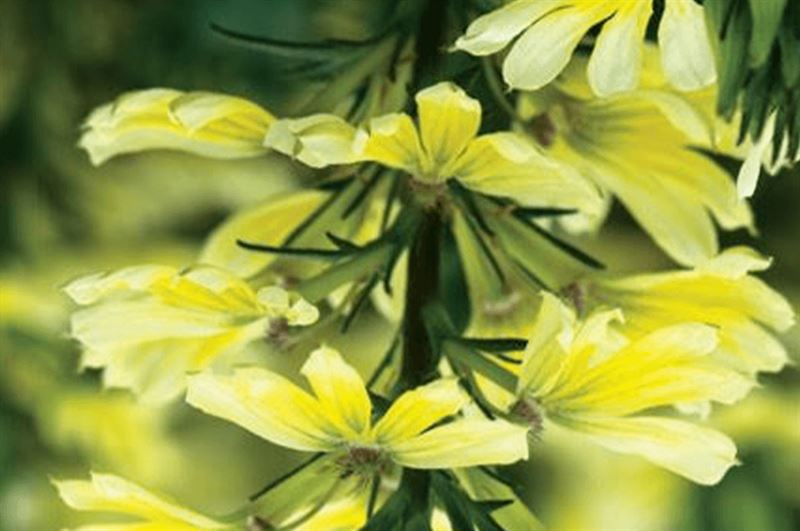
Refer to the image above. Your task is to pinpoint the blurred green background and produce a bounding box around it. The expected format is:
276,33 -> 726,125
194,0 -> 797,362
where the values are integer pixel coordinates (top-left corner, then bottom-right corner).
0,1 -> 797,530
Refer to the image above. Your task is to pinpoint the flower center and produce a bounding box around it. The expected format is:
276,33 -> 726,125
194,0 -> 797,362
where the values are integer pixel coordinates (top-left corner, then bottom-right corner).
336,445 -> 390,478
510,397 -> 544,437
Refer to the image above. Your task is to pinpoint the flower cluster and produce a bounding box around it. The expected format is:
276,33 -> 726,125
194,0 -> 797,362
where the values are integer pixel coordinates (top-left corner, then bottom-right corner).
53,1 -> 796,529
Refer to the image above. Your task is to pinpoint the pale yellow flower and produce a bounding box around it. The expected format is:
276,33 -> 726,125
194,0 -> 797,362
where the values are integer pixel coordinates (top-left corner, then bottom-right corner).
517,56 -> 752,265
510,293 -> 753,485
186,345 -> 529,471
66,264 -> 318,403
588,246 -> 796,375
53,472 -> 227,530
80,88 -> 274,165
265,82 -> 603,214
456,0 -> 716,95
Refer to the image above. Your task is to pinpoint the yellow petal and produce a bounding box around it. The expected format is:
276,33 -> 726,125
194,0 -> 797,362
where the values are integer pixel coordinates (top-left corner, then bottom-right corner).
264,114 -> 359,168
79,89 -> 273,165
591,152 -> 718,265
355,113 -> 426,175
186,368 -> 339,452
64,265 -> 175,305
658,0 -> 717,91
389,419 -> 529,469
451,132 -> 601,212
53,472 -> 225,529
372,379 -> 468,444
300,346 -> 372,438
518,293 -> 575,394
503,5 -> 607,90
587,1 -> 651,96
69,265 -> 273,403
550,323 -> 753,416
558,415 -> 737,485
454,0 -> 558,56
200,189 -> 329,278
416,82 -> 481,170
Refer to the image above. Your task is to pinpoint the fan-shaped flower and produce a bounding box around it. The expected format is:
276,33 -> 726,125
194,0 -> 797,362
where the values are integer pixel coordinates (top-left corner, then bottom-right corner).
266,82 -> 603,214
186,345 -> 529,472
456,0 -> 716,95
65,264 -> 318,403
53,473 -> 227,530
80,88 -> 275,165
585,246 -> 795,375
507,293 -> 753,485
517,56 -> 752,265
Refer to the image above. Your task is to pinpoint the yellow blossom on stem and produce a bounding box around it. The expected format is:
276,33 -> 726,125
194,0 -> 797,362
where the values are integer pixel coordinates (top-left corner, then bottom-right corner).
186,345 -> 529,471
66,264 -> 318,403
80,88 -> 275,165
456,0 -> 716,95
53,473 -> 228,530
509,293 -> 754,485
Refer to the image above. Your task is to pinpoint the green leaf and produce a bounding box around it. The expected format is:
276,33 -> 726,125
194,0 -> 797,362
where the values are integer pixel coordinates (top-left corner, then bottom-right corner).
747,0 -> 787,67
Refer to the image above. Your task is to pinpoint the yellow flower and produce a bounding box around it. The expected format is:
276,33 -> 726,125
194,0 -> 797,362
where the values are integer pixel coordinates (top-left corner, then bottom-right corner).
80,88 -> 274,165
186,345 -> 529,471
587,246 -> 796,375
517,56 -> 752,265
53,472 -> 227,530
456,0 -> 716,95
265,82 -> 602,213
511,293 -> 753,485
66,264 -> 318,403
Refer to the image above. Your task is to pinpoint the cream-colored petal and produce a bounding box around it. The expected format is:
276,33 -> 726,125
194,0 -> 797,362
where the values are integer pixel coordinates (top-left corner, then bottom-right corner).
300,346 -> 372,438
200,189 -> 329,278
64,265 -> 175,305
389,419 -> 529,469
736,126 -> 772,198
591,153 -> 718,265
286,296 -> 320,326
373,379 -> 468,444
415,82 -> 482,171
452,132 -> 602,212
558,415 -> 737,485
264,114 -> 360,168
658,0 -> 717,91
454,0 -> 561,56
503,5 -> 607,90
698,246 -> 772,278
518,293 -> 574,394
53,473 -> 225,528
186,368 -> 339,452
587,1 -> 651,96
80,89 -> 273,165
354,113 -> 426,175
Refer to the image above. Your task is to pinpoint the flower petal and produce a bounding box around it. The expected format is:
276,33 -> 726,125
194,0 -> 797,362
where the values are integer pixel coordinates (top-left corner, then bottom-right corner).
587,1 -> 651,96
557,415 -> 737,485
373,379 -> 468,444
416,82 -> 481,171
658,0 -> 717,91
354,113 -> 426,175
79,89 -> 274,165
200,189 -> 329,278
186,368 -> 339,452
454,0 -> 559,56
389,419 -> 529,469
300,346 -> 372,438
53,472 -> 225,528
64,265 -> 175,305
452,132 -> 602,212
264,114 -> 359,168
503,5 -> 607,90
